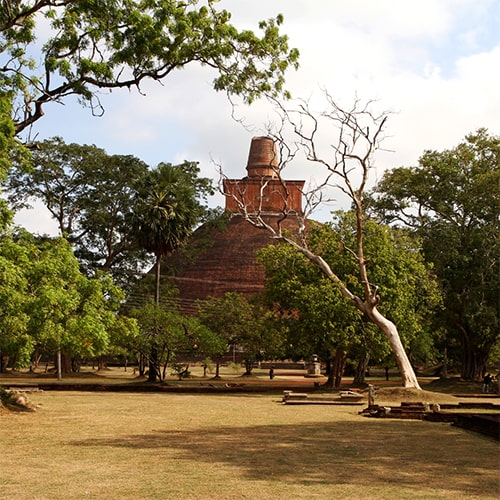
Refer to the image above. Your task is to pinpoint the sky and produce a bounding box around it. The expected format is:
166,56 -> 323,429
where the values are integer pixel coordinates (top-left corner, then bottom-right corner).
14,0 -> 500,233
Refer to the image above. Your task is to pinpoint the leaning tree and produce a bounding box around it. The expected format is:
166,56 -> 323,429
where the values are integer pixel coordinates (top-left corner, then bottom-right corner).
222,94 -> 423,388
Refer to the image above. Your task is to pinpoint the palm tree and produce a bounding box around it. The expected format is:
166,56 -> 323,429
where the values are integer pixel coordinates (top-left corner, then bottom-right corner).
132,162 -> 212,381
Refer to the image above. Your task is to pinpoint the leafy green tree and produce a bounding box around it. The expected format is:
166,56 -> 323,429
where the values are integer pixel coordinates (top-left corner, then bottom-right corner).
0,232 -> 31,371
27,237 -> 134,377
371,129 -> 499,380
1,0 -> 299,135
132,161 -> 213,381
128,300 -> 216,381
129,301 -> 187,381
237,302 -> 287,376
0,231 -> 136,377
197,292 -> 286,376
7,137 -> 151,287
258,214 -> 440,386
196,295 -> 234,379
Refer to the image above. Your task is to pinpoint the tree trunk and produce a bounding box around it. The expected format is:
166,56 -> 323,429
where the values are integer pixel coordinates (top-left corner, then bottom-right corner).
460,341 -> 490,381
59,352 -> 72,375
97,356 -> 106,370
57,349 -> 62,380
155,255 -> 161,305
138,355 -> 146,376
213,360 -> 221,379
332,348 -> 347,388
367,307 -> 421,389
148,345 -> 159,382
353,352 -> 370,386
243,359 -> 253,376
148,256 -> 161,382
323,358 -> 334,388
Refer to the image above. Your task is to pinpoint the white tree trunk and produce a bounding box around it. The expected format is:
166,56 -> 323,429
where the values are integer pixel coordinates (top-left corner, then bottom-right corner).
367,306 -> 421,389
286,238 -> 422,389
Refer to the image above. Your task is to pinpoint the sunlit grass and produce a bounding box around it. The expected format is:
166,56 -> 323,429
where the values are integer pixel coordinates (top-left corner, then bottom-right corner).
1,388 -> 498,499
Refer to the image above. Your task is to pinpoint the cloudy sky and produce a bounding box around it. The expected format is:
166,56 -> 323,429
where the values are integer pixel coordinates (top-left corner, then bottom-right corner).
15,0 -> 500,233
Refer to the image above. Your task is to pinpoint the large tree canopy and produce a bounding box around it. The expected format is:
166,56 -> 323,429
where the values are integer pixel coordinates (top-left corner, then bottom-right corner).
7,138 -> 216,290
7,137 -> 152,287
1,0 -> 299,135
0,230 -> 137,374
372,129 -> 500,380
258,213 -> 441,386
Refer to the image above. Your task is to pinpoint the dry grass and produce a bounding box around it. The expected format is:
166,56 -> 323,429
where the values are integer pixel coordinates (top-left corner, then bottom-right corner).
1,386 -> 499,500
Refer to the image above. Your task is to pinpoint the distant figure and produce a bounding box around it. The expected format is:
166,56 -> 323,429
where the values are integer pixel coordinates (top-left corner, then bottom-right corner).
482,373 -> 492,393
269,367 -> 275,380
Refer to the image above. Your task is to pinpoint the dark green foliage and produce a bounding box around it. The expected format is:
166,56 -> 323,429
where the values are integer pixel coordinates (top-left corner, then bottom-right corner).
8,137 -> 151,288
197,292 -> 287,376
257,213 -> 441,382
372,129 -> 500,379
0,231 -> 138,372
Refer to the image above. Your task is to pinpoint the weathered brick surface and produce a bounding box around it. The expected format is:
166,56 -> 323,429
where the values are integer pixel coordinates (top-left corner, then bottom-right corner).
161,215 -> 301,314
150,136 -> 308,314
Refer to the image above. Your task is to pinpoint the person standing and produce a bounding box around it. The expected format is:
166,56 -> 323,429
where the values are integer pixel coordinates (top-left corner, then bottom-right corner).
482,373 -> 492,393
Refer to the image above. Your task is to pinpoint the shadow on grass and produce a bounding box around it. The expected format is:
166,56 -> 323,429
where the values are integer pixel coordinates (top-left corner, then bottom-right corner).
71,419 -> 499,496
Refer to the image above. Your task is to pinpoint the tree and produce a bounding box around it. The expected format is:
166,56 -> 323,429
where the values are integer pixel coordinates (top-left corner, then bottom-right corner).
197,292 -> 286,376
0,93 -> 28,230
258,213 -> 441,387
238,302 -> 287,376
197,297 -> 240,379
129,301 -> 186,381
0,232 -> 31,371
7,137 -> 151,288
224,95 -> 424,388
132,161 -> 213,381
0,231 -> 136,377
1,0 -> 299,135
371,129 -> 500,380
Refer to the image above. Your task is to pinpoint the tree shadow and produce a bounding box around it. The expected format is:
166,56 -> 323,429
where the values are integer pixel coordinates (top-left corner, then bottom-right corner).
70,419 -> 499,495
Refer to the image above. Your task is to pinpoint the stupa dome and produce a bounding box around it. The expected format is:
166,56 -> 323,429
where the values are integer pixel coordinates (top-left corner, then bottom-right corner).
137,136 -> 307,314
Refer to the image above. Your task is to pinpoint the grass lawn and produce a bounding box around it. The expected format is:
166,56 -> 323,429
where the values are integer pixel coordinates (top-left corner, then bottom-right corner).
1,379 -> 499,500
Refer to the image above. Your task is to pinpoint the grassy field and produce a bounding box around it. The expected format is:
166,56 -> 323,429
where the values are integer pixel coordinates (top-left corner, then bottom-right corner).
1,376 -> 499,500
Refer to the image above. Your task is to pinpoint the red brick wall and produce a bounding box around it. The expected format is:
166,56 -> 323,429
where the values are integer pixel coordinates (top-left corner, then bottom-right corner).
223,178 -> 304,214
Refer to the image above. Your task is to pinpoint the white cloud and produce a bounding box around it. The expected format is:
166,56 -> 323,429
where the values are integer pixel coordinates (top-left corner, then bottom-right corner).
18,0 -> 500,231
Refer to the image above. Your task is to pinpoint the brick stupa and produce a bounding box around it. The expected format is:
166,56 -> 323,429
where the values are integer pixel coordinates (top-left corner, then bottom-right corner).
142,136 -> 305,314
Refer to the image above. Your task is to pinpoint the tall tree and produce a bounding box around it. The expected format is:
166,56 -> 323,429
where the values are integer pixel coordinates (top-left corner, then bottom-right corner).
224,95 -> 423,388
1,0 -> 299,135
258,213 -> 440,387
129,300 -> 186,381
0,231 -> 31,371
133,161 -> 213,381
371,129 -> 500,380
7,137 -> 151,287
